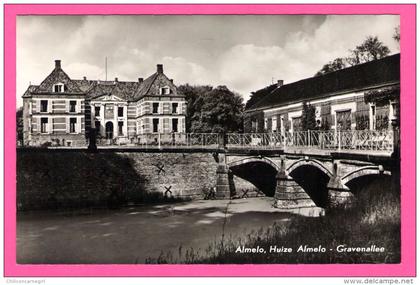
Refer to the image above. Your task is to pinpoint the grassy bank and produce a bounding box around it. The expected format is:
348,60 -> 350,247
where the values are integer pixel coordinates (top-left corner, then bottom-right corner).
146,178 -> 400,264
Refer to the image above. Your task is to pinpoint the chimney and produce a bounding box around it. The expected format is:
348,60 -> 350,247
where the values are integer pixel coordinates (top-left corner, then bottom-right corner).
277,80 -> 284,88
157,64 -> 163,74
83,76 -> 87,80
115,77 -> 118,82
170,79 -> 174,83
55,60 -> 61,69
138,77 -> 143,83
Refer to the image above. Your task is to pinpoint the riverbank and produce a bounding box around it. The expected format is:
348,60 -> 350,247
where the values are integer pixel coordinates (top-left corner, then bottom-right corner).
146,179 -> 400,264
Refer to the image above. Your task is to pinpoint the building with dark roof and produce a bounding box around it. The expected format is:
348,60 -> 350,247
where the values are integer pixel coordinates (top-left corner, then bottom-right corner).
244,54 -> 400,134
22,60 -> 186,147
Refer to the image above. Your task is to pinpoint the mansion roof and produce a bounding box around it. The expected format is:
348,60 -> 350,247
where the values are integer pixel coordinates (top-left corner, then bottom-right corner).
22,61 -> 183,101
247,53 -> 400,111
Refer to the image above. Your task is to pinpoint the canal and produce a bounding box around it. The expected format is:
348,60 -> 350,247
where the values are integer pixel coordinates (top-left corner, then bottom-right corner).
17,197 -> 324,264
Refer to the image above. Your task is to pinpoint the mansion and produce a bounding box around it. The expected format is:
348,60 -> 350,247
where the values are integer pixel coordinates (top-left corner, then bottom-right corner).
244,54 -> 400,135
22,60 -> 186,147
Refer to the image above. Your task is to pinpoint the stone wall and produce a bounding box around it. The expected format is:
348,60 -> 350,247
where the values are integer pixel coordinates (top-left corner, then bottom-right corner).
17,149 -> 271,210
17,149 -> 222,211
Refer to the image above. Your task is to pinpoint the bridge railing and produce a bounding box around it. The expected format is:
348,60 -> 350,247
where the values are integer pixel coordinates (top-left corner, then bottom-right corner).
225,130 -> 394,152
136,133 -> 221,148
226,133 -> 284,149
94,130 -> 393,152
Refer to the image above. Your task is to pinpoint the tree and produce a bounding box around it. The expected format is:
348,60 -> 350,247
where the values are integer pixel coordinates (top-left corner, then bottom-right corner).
178,84 -> 213,132
16,107 -> 23,145
190,85 -> 244,133
315,58 -> 347,76
351,36 -> 390,64
301,101 -> 316,131
393,25 -> 400,43
315,35 -> 391,75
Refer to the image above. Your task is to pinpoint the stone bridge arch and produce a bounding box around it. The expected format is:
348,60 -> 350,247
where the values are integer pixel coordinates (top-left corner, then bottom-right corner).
217,152 -> 396,209
286,158 -> 333,178
341,165 -> 391,186
278,158 -> 334,208
227,156 -> 282,172
226,156 -> 282,197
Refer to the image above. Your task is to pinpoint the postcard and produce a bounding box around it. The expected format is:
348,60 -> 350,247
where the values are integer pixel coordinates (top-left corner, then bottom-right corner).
3,3 -> 416,280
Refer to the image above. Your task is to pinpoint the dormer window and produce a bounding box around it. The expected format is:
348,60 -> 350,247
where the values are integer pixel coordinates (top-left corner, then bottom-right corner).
160,87 -> 170,95
53,83 -> 65,93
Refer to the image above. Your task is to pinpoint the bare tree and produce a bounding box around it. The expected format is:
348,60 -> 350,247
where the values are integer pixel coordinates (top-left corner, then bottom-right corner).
393,25 -> 400,43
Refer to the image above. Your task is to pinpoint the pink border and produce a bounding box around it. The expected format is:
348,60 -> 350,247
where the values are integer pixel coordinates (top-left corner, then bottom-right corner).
4,4 -> 416,277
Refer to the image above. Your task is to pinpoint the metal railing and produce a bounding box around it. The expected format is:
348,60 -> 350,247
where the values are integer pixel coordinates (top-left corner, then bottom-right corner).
226,130 -> 394,152
96,133 -> 220,148
226,133 -> 284,149
93,130 -> 394,152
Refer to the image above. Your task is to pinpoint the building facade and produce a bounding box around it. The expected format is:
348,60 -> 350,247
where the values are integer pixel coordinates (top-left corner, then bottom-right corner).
244,54 -> 400,135
22,60 -> 186,147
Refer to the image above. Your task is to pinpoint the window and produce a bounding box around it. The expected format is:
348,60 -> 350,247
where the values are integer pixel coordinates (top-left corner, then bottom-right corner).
280,116 -> 285,135
172,118 -> 179,133
70,118 -> 77,133
118,122 -> 124,136
370,105 -> 377,130
272,116 -> 277,132
105,104 -> 114,119
69,101 -> 77,113
152,103 -> 159,114
336,110 -> 352,131
292,117 -> 302,132
172,103 -> 178,114
40,100 -> 48,113
53,84 -> 63,93
41,118 -> 48,133
251,120 -> 258,133
118,107 -> 124,117
95,106 -> 100,117
153,118 -> 159,133
160,87 -> 170,95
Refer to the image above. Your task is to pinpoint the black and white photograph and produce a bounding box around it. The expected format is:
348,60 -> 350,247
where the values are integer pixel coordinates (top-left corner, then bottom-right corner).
16,14 -> 401,265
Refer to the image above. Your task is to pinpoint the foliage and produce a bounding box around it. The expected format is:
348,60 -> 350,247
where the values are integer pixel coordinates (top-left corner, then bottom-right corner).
364,86 -> 400,105
314,58 -> 347,77
376,114 -> 389,131
393,25 -> 400,43
179,84 -> 244,133
347,36 -> 390,65
355,113 -> 369,130
16,107 -> 24,145
301,101 -> 316,131
178,84 -> 213,132
315,36 -> 391,76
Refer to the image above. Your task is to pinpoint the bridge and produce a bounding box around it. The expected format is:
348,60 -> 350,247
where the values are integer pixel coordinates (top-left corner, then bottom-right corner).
88,129 -> 399,209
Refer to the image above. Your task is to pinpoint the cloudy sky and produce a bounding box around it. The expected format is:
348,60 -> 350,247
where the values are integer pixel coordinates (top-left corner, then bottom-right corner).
17,15 -> 399,106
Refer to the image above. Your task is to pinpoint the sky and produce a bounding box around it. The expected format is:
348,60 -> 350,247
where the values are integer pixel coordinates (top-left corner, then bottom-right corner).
16,15 -> 400,107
